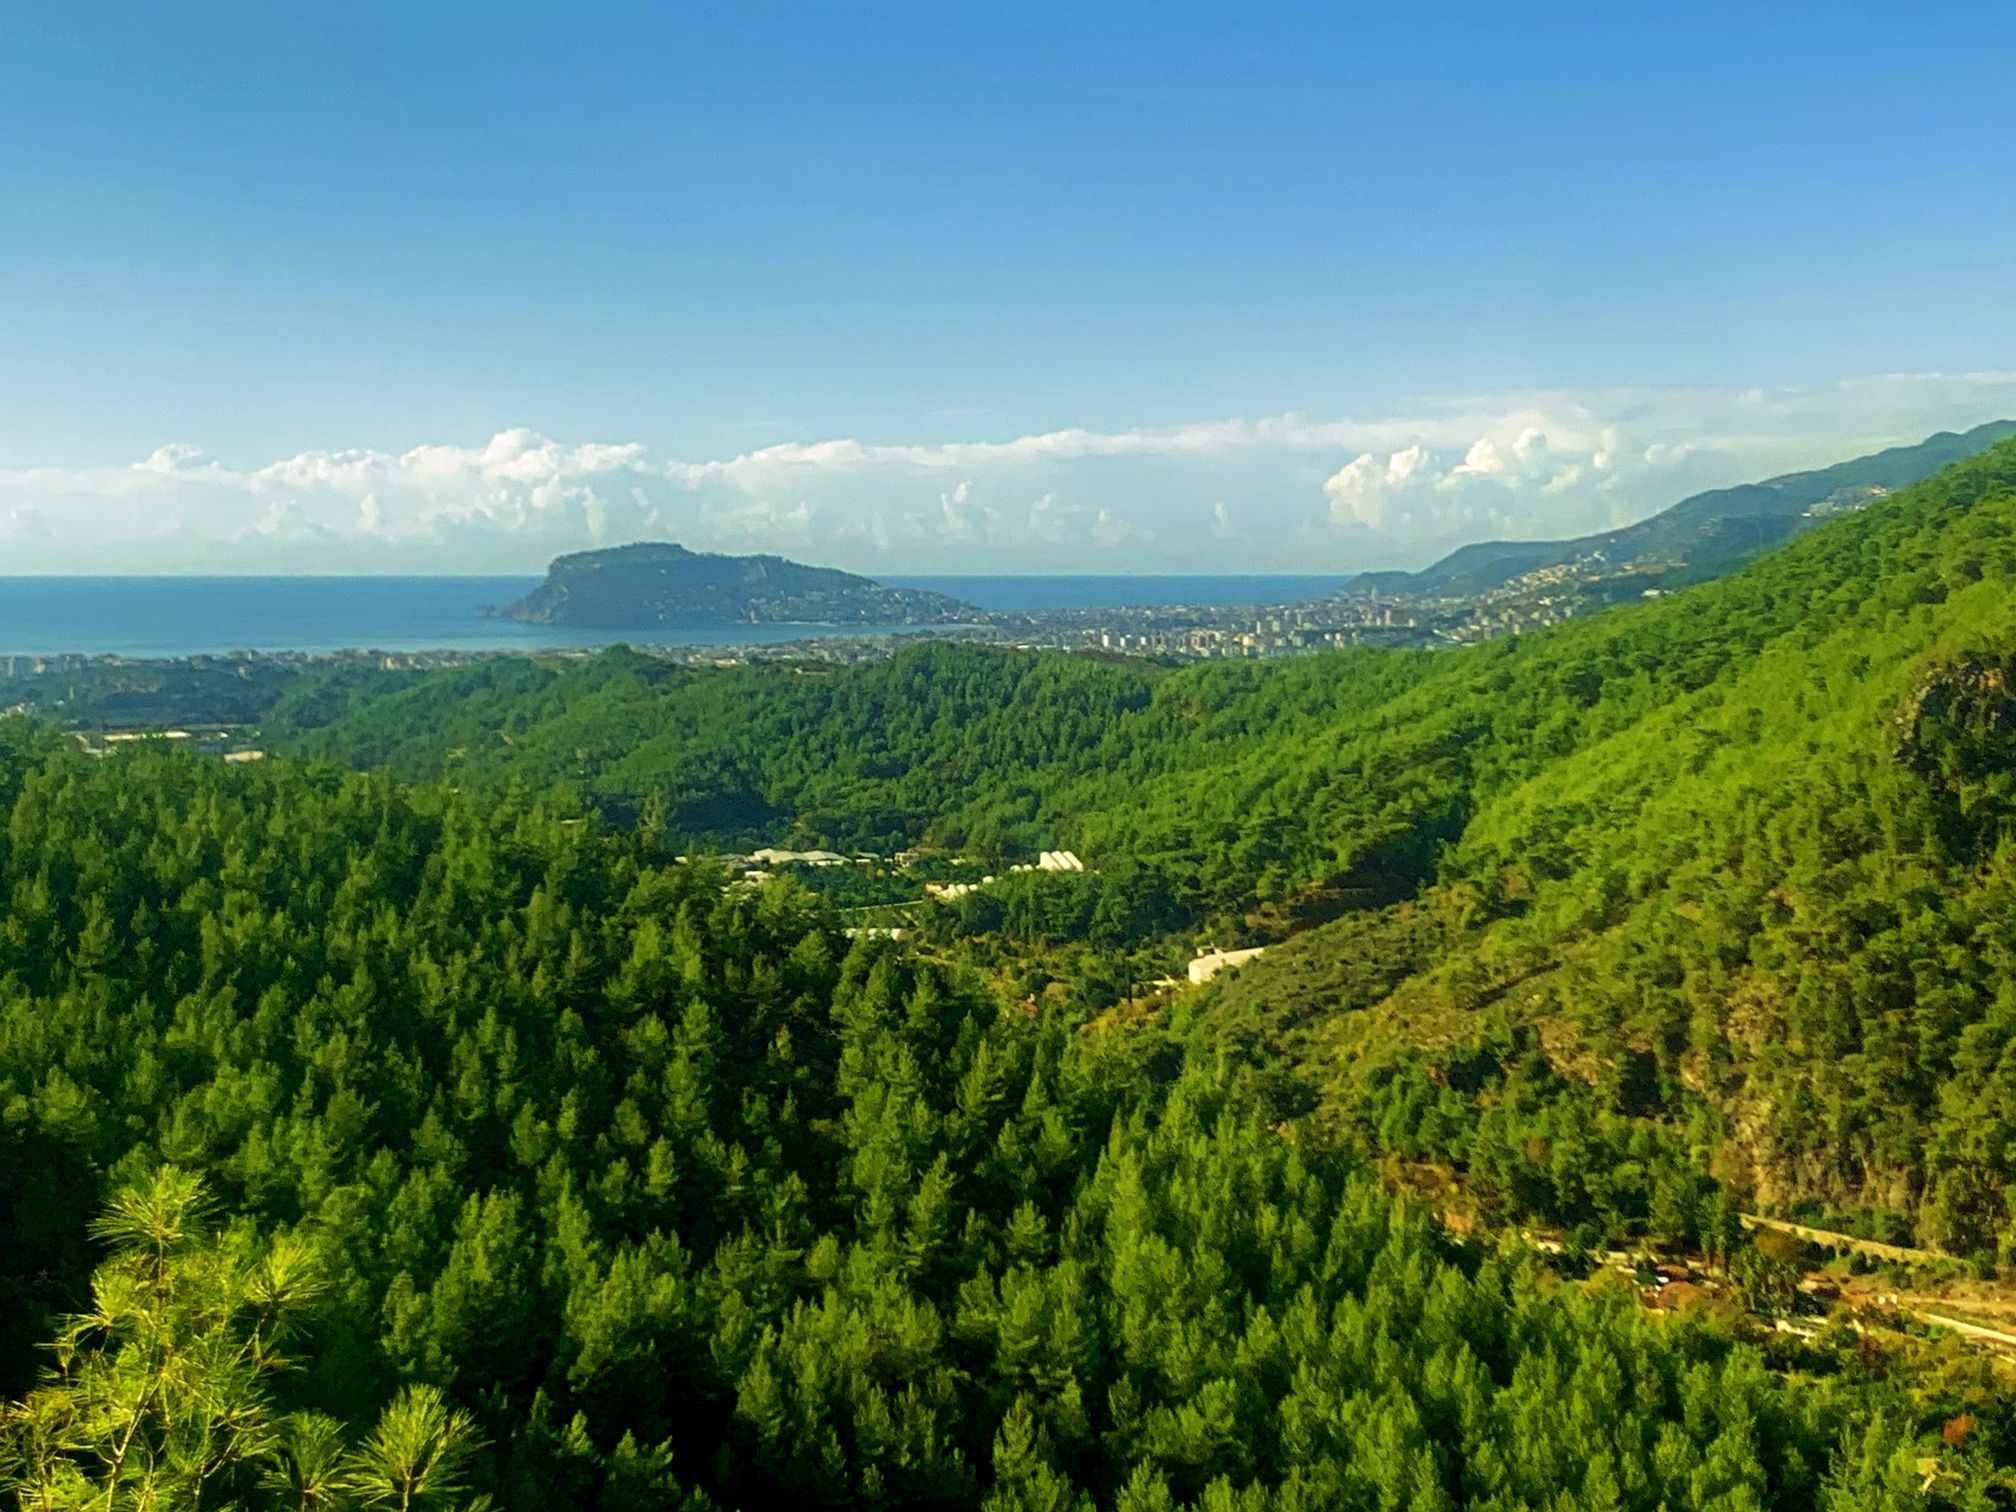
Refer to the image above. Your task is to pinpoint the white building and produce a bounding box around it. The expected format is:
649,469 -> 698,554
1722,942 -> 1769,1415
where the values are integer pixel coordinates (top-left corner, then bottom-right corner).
750,847 -> 849,867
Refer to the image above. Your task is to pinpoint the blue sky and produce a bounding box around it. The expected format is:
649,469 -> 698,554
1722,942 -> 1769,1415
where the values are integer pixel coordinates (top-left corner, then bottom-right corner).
3,2 -> 2013,572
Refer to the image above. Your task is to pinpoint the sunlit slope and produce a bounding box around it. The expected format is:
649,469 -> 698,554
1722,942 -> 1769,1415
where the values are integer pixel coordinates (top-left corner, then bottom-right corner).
1200,436 -> 2016,1250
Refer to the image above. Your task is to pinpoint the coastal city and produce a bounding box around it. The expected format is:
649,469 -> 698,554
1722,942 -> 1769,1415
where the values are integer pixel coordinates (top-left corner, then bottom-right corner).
0,563 -> 1635,732
0,558 -> 1655,743
648,552 -> 1641,664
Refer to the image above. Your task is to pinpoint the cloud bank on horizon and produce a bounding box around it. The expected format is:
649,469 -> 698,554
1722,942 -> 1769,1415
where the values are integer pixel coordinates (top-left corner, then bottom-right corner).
4,374 -> 2013,576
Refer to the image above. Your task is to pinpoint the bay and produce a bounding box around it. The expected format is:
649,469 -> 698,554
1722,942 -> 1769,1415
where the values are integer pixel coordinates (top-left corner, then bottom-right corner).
0,574 -> 1356,657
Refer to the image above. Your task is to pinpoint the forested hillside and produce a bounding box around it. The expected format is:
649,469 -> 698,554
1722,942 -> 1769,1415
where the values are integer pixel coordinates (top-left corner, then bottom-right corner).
267,438 -> 2016,1256
8,732 -> 2005,1508
1193,431 -> 2016,1258
10,441 -> 2016,1507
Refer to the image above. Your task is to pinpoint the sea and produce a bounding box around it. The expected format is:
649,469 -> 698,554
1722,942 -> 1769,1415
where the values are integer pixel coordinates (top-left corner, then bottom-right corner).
0,574 -> 1355,658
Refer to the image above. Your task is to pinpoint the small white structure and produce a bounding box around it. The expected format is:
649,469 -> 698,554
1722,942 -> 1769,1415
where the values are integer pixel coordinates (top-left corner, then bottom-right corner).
750,847 -> 849,867
1037,850 -> 1084,873
1187,946 -> 1266,986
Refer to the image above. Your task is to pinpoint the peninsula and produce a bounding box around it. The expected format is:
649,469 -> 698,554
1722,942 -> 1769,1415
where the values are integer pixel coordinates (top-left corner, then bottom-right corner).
490,542 -> 976,629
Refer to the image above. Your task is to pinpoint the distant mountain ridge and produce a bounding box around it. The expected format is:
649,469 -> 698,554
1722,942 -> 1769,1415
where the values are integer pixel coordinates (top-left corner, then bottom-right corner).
1354,420 -> 2016,599
493,542 -> 977,629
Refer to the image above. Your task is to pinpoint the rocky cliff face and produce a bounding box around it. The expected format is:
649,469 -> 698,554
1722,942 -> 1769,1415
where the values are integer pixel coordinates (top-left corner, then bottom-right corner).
493,543 -> 975,629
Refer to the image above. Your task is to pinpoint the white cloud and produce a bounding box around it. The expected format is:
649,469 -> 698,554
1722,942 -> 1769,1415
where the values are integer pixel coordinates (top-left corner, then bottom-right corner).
1091,509 -> 1135,548
135,443 -> 212,475
3,372 -> 2013,573
1452,436 -> 1507,477
936,480 -> 992,543
1026,490 -> 1144,549
1386,444 -> 1428,484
